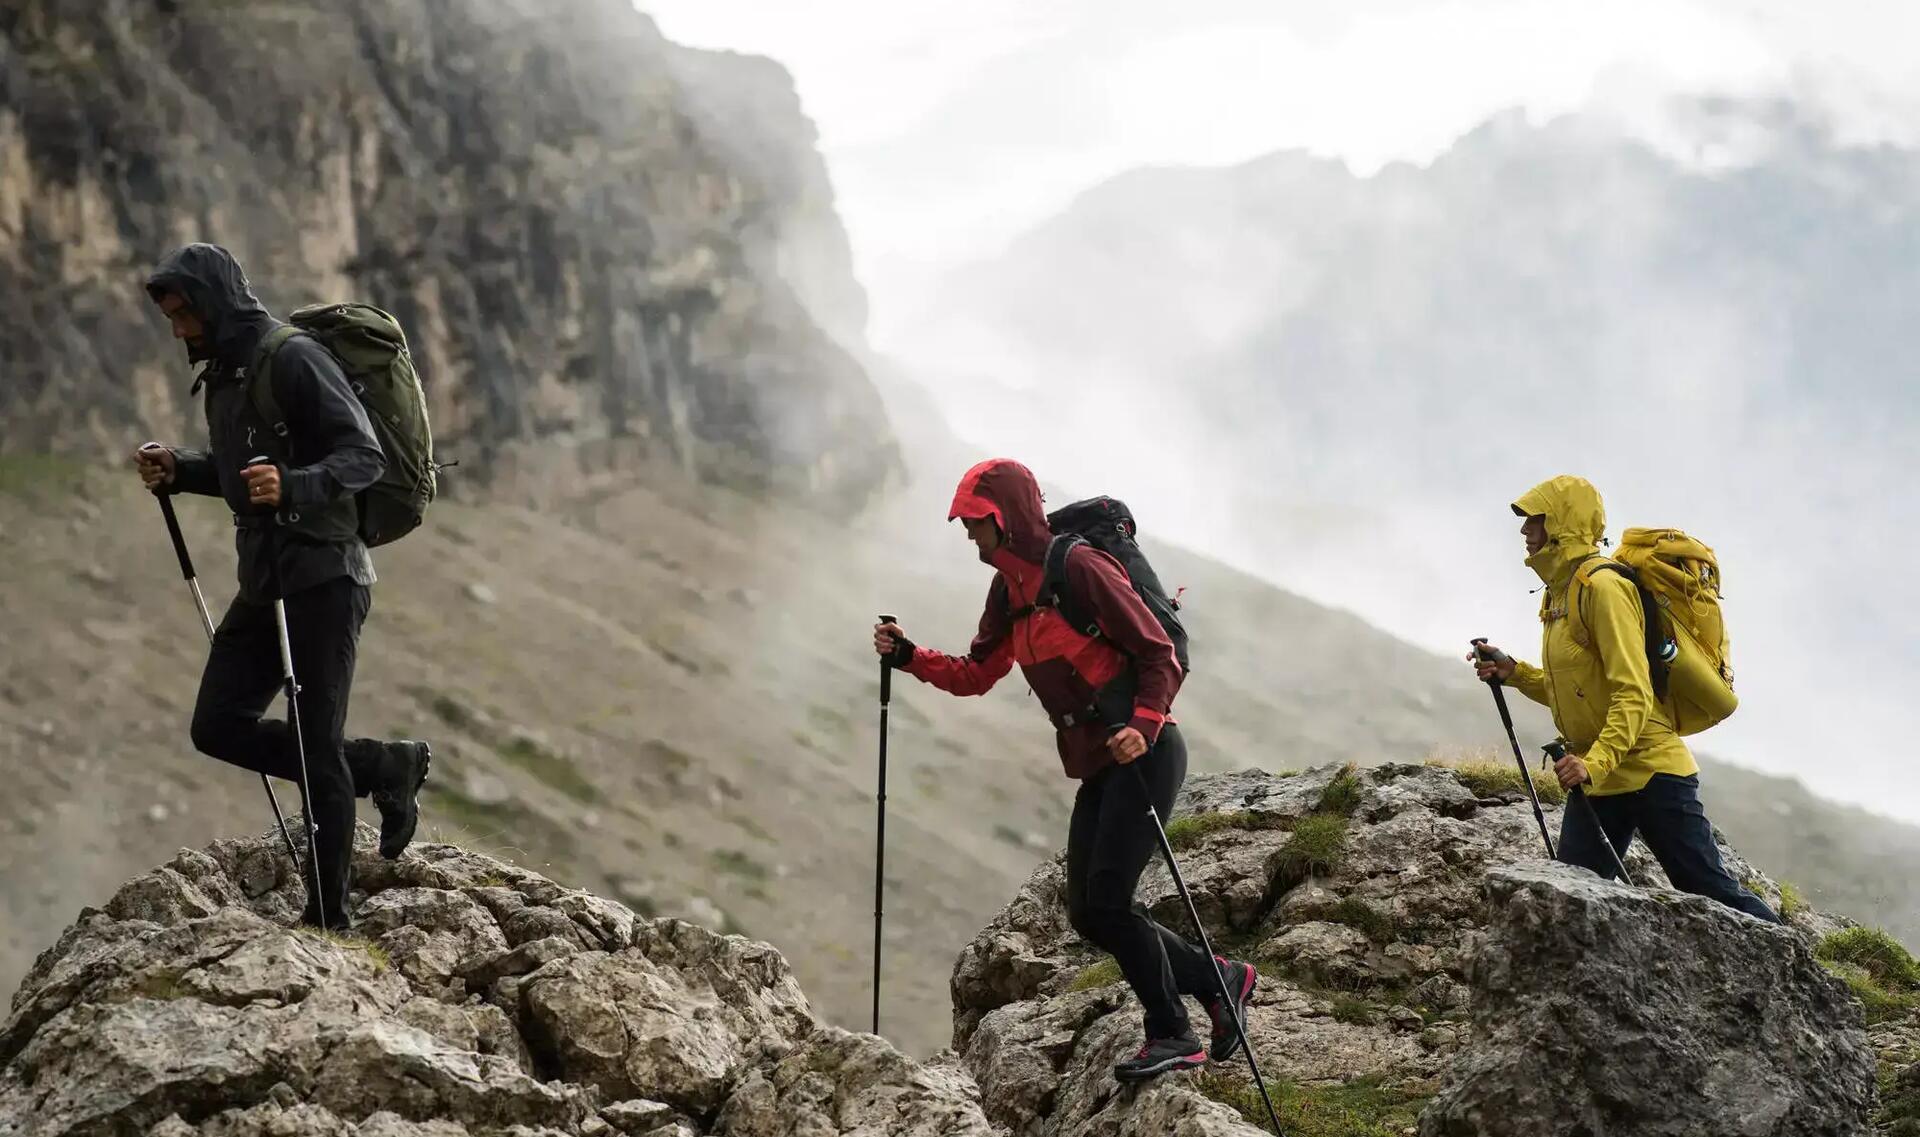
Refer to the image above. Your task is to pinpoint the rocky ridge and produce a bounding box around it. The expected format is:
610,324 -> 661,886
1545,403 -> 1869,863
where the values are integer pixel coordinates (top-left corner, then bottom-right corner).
1,762 -> 1904,1136
949,762 -> 1885,1136
0,823 -> 994,1137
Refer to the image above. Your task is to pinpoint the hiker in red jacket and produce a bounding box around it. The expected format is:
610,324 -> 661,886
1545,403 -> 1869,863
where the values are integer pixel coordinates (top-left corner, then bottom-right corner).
873,459 -> 1256,1083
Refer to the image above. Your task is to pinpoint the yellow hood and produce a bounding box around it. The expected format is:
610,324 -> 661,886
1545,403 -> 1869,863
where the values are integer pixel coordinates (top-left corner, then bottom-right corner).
1514,475 -> 1606,586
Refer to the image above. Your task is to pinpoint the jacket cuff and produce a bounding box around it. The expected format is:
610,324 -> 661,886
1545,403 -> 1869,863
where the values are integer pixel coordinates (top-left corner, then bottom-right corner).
1128,706 -> 1167,745
167,448 -> 220,497
282,464 -> 328,508
887,637 -> 917,670
1583,743 -> 1617,786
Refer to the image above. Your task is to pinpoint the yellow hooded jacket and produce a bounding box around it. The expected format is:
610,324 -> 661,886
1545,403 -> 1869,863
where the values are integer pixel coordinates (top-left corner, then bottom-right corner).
1508,476 -> 1698,795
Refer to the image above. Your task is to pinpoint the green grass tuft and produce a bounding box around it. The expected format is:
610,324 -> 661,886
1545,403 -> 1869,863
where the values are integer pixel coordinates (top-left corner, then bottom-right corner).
307,929 -> 392,972
1315,764 -> 1364,816
1193,1070 -> 1428,1136
1428,757 -> 1567,805
1280,813 -> 1349,879
1328,896 -> 1399,943
1164,810 -> 1286,851
1817,927 -> 1920,990
1068,957 -> 1124,992
1816,927 -> 1920,1025
1828,964 -> 1916,1024
1330,994 -> 1376,1025
1778,880 -> 1807,920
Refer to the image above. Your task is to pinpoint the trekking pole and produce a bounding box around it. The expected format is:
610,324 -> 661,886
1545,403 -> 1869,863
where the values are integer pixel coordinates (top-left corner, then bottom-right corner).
1543,740 -> 1635,886
249,456 -> 329,929
872,613 -> 897,1036
1470,638 -> 1557,859
144,444 -> 299,865
1129,765 -> 1284,1135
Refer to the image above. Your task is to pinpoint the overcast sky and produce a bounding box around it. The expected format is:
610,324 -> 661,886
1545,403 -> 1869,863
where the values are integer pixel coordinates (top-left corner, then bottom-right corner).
645,0 -> 1920,348
640,0 -> 1919,819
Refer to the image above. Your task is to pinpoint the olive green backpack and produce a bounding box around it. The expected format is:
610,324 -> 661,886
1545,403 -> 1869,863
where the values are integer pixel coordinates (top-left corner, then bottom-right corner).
249,303 -> 437,547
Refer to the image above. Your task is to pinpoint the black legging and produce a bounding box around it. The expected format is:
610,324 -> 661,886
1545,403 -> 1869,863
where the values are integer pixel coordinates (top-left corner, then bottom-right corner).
1064,725 -> 1218,1039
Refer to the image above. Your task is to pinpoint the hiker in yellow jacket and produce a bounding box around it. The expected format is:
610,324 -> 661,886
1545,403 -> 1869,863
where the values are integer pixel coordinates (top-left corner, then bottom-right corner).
1472,475 -> 1779,922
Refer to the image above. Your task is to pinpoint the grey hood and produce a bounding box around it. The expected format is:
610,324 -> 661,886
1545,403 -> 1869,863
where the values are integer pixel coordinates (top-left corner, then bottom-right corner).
145,243 -> 273,367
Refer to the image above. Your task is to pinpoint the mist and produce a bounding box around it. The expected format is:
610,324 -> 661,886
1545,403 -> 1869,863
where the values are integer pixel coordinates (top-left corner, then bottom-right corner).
645,1 -> 1920,824
897,115 -> 1918,825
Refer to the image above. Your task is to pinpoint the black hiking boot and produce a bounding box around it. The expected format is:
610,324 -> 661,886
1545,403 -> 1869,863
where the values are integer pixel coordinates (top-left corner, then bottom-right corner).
371,740 -> 432,859
1200,958 -> 1258,1063
1113,1033 -> 1207,1083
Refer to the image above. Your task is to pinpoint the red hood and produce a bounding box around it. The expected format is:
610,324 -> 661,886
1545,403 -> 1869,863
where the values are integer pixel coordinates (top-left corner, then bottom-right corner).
949,458 -> 1051,565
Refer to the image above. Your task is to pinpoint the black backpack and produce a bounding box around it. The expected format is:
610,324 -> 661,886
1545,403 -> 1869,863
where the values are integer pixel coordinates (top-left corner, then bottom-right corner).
1029,496 -> 1191,674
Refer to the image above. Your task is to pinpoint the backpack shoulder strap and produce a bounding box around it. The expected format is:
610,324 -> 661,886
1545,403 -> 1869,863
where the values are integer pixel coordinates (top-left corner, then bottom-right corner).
1041,534 -> 1098,634
1568,556 -> 1623,647
1001,535 -> 1096,629
1572,556 -> 1670,697
246,325 -> 304,437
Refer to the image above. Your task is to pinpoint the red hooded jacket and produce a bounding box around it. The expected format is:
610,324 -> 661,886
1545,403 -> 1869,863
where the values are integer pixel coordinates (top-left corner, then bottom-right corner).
903,459 -> 1183,779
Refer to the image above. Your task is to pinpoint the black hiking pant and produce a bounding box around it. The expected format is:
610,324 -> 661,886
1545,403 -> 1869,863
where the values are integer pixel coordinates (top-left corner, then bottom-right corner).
1559,772 -> 1781,923
1065,725 -> 1219,1040
190,576 -> 374,926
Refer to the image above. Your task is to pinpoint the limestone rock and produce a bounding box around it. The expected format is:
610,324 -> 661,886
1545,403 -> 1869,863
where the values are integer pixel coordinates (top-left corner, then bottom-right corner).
0,828 -> 995,1137
954,764 -> 1878,1137
1419,863 -> 1877,1137
712,1026 -> 999,1136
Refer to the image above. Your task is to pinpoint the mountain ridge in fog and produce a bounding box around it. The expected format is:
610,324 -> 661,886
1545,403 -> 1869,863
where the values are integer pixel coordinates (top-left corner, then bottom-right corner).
894,97 -> 1919,823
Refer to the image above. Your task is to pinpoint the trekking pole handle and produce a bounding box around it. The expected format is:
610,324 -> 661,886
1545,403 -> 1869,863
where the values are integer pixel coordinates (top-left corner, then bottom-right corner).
1543,739 -> 1581,779
877,614 -> 898,704
1470,637 -> 1513,684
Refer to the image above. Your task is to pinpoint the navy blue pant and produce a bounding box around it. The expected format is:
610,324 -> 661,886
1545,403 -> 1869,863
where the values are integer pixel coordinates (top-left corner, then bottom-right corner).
1559,773 -> 1780,923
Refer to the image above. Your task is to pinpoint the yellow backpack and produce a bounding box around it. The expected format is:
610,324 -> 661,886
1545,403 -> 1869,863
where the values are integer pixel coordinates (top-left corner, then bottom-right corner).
1570,528 -> 1738,736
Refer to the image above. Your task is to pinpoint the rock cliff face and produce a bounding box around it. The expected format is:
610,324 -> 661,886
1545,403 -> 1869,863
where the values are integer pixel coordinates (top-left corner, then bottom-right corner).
4,763 -> 1900,1137
0,0 -> 896,502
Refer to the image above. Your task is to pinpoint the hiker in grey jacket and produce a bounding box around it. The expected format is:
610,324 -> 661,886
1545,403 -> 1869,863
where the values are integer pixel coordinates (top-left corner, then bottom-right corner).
133,243 -> 430,930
